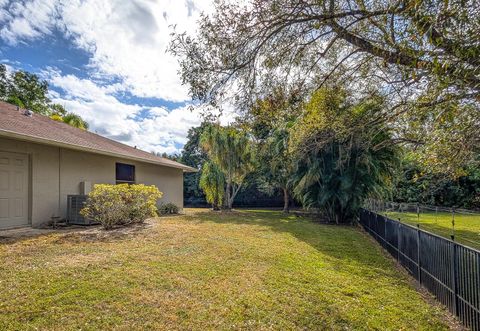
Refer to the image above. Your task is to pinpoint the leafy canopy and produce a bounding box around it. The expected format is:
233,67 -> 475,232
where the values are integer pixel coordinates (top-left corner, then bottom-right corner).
200,124 -> 254,209
170,0 -> 480,174
290,87 -> 401,223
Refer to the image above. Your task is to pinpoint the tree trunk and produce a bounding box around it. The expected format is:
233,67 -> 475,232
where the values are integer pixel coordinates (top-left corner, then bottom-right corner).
212,197 -> 220,211
282,188 -> 289,213
225,181 -> 232,210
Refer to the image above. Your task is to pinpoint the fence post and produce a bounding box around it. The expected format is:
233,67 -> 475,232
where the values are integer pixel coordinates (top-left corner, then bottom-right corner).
451,208 -> 455,239
417,203 -> 420,224
450,236 -> 459,317
417,224 -> 422,283
397,221 -> 401,261
369,210 -> 373,233
384,215 -> 387,243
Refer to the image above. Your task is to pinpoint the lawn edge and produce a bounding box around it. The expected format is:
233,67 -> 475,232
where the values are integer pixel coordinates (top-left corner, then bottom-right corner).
356,224 -> 466,331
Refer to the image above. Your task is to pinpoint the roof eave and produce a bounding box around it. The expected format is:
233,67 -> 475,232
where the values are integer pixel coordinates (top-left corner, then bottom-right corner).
0,129 -> 197,172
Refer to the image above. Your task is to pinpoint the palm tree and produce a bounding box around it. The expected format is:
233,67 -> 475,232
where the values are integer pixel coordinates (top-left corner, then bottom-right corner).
290,88 -> 401,223
50,112 -> 89,130
199,161 -> 225,210
62,113 -> 89,130
292,132 -> 400,223
200,124 -> 254,210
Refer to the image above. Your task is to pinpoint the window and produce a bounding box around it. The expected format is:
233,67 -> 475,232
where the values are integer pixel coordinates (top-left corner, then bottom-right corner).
116,163 -> 135,184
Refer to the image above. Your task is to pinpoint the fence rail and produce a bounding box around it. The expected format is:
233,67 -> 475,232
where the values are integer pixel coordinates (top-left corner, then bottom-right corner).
364,200 -> 480,251
360,209 -> 480,331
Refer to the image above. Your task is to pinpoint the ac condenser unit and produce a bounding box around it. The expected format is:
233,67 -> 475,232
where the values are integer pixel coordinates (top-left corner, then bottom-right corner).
67,195 -> 97,225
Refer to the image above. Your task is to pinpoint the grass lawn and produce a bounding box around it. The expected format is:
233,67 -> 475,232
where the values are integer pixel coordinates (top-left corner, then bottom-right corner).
384,211 -> 480,250
0,209 -> 457,330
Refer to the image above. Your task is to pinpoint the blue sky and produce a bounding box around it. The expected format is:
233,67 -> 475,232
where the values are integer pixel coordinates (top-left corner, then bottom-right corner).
0,0 -> 232,154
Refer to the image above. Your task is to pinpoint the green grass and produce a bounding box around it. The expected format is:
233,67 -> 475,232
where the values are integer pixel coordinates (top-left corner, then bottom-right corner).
0,209 -> 455,330
384,211 -> 480,250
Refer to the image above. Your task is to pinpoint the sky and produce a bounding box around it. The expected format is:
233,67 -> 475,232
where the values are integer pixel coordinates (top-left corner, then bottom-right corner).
0,0 -> 233,155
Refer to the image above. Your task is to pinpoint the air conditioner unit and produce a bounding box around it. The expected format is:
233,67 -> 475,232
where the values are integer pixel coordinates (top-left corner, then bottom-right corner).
67,195 -> 97,225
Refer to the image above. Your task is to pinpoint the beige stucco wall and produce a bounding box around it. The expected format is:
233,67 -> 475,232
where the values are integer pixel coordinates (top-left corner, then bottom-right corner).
0,137 -> 184,227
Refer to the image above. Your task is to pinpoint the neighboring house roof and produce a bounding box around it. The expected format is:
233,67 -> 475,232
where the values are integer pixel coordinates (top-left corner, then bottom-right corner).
0,101 -> 197,172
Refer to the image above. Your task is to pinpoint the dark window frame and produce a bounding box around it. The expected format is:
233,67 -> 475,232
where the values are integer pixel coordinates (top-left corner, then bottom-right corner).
115,162 -> 135,184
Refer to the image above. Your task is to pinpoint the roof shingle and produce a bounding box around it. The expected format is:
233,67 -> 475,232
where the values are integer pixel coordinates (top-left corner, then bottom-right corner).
0,101 -> 196,172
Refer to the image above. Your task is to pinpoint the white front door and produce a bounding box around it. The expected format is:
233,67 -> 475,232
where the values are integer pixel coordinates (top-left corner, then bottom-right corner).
0,151 -> 29,229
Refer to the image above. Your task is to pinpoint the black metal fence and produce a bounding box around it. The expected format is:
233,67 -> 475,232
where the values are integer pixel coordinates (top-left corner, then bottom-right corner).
360,209 -> 480,330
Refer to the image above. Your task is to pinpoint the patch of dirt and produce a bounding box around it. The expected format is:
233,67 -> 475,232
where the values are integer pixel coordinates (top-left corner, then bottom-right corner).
53,219 -> 156,244
50,251 -> 114,268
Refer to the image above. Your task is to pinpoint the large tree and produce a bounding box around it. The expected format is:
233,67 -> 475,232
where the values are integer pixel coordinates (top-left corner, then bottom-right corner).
393,155 -> 480,208
258,128 -> 295,212
290,87 -> 401,223
170,0 -> 480,173
200,124 -> 254,210
244,90 -> 299,212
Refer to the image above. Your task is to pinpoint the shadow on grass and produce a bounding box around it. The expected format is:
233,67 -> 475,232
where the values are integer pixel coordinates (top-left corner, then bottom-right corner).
183,208 -> 401,277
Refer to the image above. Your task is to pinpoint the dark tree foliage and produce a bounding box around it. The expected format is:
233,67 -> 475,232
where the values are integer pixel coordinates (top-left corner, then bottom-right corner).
290,87 -> 401,223
0,65 -> 51,114
241,90 -> 299,212
180,122 -> 285,207
393,159 -> 480,209
179,123 -> 210,205
232,172 -> 286,208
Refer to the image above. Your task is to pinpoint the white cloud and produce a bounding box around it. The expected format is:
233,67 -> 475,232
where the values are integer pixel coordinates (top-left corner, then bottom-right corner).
45,70 -> 237,154
1,0 -> 239,154
0,0 -> 213,102
0,0 -> 57,44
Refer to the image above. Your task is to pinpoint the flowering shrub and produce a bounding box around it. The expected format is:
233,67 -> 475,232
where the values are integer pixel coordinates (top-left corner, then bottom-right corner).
81,184 -> 162,229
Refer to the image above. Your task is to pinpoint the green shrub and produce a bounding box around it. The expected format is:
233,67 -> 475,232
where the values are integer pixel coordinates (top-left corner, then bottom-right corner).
158,202 -> 180,215
81,184 -> 162,229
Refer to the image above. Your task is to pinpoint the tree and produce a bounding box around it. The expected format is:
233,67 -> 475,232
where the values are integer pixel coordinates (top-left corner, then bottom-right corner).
199,161 -> 225,210
257,128 -> 294,212
170,0 -> 480,174
397,100 -> 480,176
290,87 -> 401,223
241,89 -> 300,212
180,123 -> 210,203
393,156 -> 480,209
8,69 -> 51,115
200,124 -> 254,210
50,109 -> 89,130
0,65 -> 8,100
0,64 -> 89,129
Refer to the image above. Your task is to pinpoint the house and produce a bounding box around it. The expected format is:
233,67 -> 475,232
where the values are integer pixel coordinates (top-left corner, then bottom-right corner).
0,101 -> 196,229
